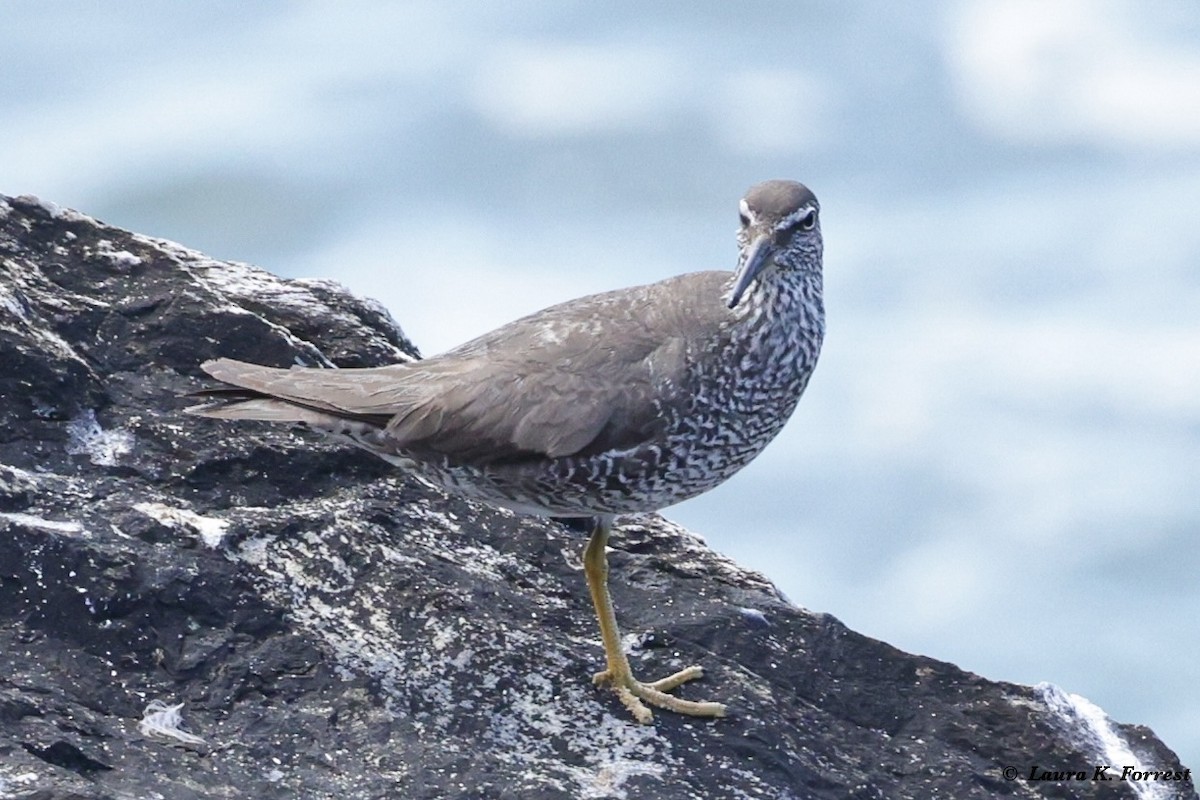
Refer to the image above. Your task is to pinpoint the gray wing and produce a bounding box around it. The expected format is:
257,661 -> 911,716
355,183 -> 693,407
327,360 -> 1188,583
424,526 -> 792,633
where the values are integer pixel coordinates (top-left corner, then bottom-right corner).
194,271 -> 732,465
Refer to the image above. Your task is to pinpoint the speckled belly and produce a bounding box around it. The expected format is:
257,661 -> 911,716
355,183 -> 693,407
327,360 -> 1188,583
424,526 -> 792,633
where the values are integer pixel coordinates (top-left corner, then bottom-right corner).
408,369 -> 814,518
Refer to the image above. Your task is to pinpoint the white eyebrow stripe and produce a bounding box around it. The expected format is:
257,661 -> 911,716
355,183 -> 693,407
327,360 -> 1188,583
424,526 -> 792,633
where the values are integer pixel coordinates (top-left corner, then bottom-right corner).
777,205 -> 816,229
739,198 -> 755,223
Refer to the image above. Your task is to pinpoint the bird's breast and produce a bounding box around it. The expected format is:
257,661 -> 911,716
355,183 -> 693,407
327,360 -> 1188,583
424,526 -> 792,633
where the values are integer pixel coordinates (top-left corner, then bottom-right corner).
660,293 -> 822,471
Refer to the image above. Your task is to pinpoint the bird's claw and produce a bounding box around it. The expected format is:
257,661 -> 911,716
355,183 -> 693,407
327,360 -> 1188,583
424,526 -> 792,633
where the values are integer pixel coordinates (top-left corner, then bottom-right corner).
592,665 -> 727,724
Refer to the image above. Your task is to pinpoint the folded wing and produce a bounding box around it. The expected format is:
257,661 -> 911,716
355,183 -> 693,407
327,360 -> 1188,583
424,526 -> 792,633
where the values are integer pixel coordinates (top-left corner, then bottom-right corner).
189,274 -> 725,466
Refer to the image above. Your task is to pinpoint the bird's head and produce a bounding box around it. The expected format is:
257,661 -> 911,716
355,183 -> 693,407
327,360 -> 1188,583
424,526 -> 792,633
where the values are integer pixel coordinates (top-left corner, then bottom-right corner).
728,180 -> 822,309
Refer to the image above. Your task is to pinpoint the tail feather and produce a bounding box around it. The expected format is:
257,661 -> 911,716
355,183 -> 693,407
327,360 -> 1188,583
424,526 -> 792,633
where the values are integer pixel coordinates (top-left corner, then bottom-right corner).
184,358 -> 399,428
185,397 -> 345,425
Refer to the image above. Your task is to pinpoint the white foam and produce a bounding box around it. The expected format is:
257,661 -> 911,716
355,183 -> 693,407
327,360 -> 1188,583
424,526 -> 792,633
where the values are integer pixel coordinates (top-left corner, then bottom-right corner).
0,511 -> 85,535
14,194 -> 62,218
948,1 -> 1200,148
95,238 -> 143,267
138,700 -> 206,746
737,607 -> 770,626
66,410 -> 134,466
1037,683 -> 1178,800
134,502 -> 229,548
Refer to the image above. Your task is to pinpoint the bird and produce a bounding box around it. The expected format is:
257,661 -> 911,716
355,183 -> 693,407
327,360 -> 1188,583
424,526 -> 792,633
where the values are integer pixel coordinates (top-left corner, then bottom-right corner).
187,179 -> 825,724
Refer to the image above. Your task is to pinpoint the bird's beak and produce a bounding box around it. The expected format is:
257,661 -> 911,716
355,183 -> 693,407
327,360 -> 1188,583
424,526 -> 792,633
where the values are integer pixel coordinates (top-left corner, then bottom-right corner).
728,233 -> 774,308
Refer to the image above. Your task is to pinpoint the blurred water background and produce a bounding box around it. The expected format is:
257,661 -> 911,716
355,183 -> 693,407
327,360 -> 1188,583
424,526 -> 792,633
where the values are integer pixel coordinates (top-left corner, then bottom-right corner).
2,0 -> 1197,768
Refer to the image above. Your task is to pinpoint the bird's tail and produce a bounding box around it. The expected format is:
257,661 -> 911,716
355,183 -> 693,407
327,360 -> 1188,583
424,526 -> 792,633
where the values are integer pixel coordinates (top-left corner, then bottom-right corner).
184,358 -> 396,429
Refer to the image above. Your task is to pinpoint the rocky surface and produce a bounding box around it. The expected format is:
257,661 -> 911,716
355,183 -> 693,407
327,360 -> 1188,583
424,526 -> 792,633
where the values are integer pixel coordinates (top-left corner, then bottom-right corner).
0,193 -> 1194,800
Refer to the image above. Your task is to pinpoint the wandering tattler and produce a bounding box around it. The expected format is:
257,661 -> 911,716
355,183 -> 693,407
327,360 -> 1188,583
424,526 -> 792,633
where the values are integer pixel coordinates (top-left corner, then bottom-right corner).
188,179 -> 825,723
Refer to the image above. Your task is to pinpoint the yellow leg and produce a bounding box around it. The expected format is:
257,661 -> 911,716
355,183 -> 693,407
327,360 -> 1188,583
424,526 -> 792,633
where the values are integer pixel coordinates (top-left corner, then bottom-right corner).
583,517 -> 726,724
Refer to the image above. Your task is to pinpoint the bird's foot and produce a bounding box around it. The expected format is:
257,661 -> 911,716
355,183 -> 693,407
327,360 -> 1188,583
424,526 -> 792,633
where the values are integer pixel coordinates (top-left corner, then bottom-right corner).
592,664 -> 727,724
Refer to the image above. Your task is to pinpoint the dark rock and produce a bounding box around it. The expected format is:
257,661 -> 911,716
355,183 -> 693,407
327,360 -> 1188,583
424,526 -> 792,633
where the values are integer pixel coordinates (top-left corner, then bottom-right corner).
0,193 -> 1194,799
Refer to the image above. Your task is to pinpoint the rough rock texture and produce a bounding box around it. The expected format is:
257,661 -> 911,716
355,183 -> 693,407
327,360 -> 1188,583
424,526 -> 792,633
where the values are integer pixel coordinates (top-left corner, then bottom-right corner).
0,194 -> 1194,800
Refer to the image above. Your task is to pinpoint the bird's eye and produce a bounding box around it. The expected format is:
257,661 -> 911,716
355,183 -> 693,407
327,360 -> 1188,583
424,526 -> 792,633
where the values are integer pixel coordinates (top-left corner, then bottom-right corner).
738,212 -> 751,227
775,209 -> 817,245
778,209 -> 816,240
